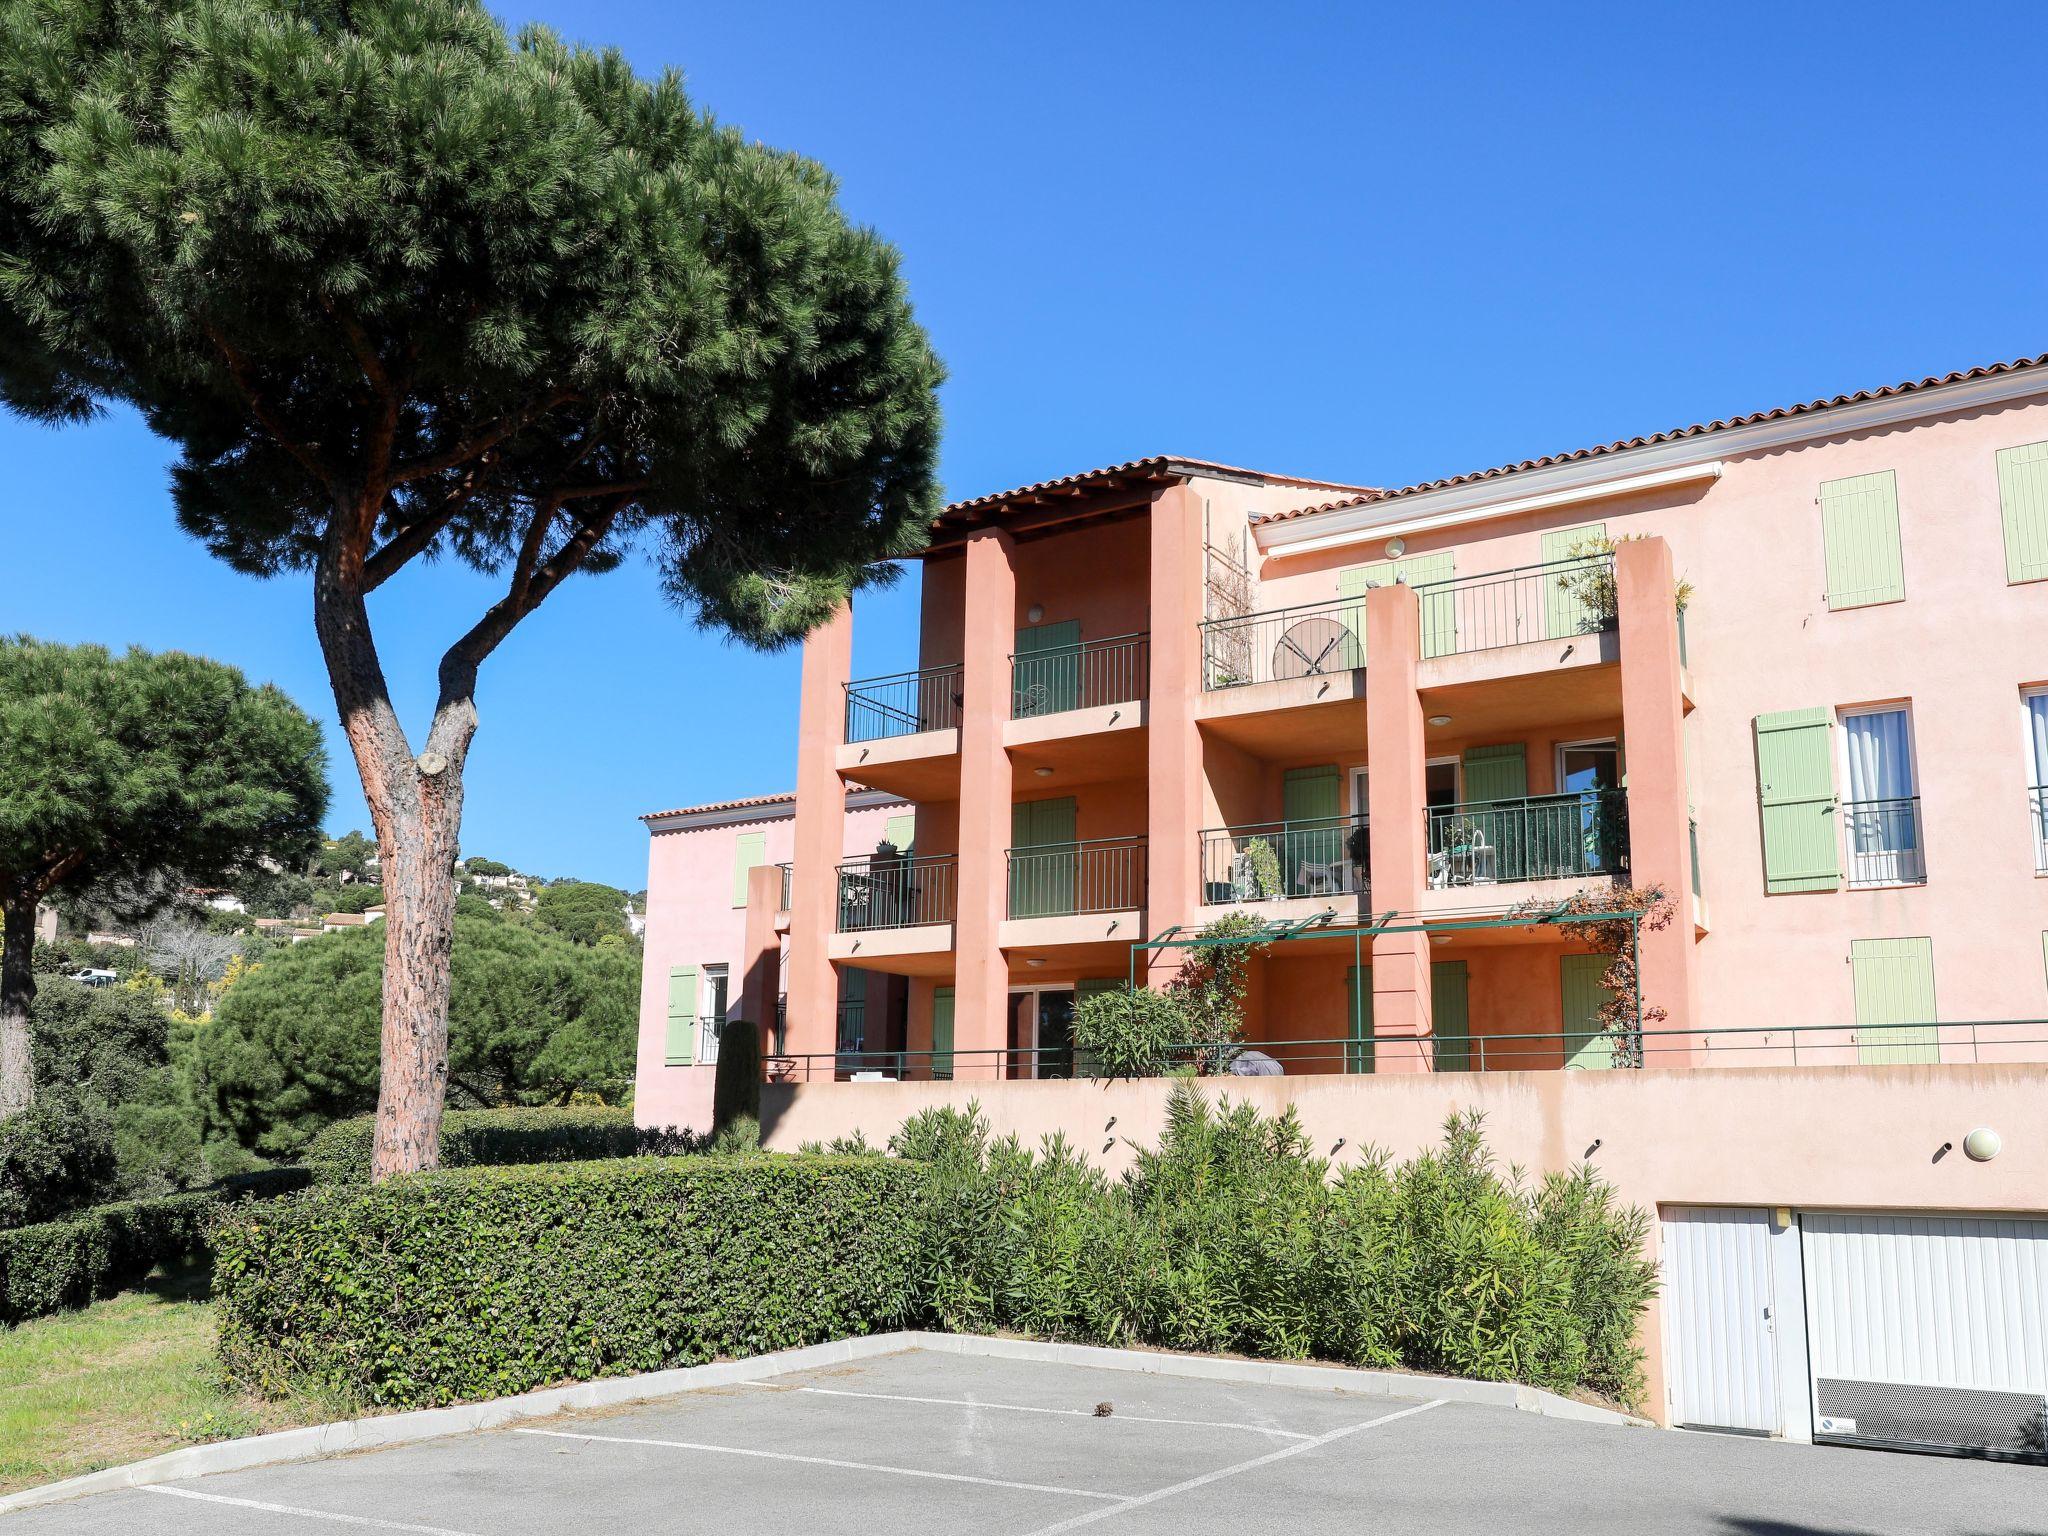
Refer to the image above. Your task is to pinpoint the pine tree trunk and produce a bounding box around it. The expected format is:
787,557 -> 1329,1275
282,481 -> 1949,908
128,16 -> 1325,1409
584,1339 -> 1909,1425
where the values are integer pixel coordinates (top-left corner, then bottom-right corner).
0,894 -> 38,1118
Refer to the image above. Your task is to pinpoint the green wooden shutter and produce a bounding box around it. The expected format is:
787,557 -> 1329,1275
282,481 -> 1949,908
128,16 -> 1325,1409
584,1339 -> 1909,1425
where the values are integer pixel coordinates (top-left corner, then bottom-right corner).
1010,796 -> 1078,917
1344,964 -> 1374,1074
665,965 -> 698,1065
1461,743 -> 1527,803
1541,522 -> 1608,638
731,831 -> 766,907
1995,442 -> 2048,584
1282,764 -> 1342,893
1431,960 -> 1470,1072
1851,937 -> 1938,1065
1336,564 -> 1385,664
1819,470 -> 1905,609
1073,978 -> 1118,1078
1399,551 -> 1457,658
1014,620 -> 1082,716
883,813 -> 916,853
1754,708 -> 1840,893
1560,953 -> 1612,1070
930,985 -> 955,1080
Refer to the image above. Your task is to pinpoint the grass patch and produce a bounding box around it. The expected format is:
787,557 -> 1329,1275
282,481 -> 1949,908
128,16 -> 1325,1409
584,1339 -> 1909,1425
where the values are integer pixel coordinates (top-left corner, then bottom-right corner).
0,1261 -> 341,1495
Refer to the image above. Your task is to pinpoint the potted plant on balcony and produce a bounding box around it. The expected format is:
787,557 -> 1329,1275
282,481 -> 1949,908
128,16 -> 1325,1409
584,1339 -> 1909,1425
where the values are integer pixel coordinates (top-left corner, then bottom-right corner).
1553,533 -> 1695,629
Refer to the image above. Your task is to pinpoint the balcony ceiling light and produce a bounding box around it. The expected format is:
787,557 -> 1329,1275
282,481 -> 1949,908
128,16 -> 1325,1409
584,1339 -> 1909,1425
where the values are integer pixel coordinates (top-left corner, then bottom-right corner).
1428,714 -> 1453,727
1025,956 -> 1048,967
1034,765 -> 1054,777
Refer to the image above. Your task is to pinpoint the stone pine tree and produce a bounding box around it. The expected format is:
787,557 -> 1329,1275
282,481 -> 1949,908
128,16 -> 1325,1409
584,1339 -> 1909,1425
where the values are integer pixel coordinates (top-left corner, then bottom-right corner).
0,638 -> 329,1116
0,2 -> 945,1176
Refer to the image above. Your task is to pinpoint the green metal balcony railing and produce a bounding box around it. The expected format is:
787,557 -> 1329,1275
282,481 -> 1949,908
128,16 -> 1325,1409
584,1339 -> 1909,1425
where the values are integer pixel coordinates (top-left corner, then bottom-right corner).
1425,789 -> 1628,887
1199,594 -> 1364,689
1006,835 -> 1147,918
835,852 -> 957,932
1011,632 -> 1149,718
1409,553 -> 1616,658
843,662 -> 962,743
1198,814 -> 1369,905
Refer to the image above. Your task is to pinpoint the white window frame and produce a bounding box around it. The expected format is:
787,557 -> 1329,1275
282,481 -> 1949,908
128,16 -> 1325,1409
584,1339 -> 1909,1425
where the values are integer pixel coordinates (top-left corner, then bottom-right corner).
1424,755 -> 1461,808
1837,702 -> 1924,889
700,963 -> 729,1064
1554,737 -> 1621,795
2024,686 -> 2048,875
1349,766 -> 1369,817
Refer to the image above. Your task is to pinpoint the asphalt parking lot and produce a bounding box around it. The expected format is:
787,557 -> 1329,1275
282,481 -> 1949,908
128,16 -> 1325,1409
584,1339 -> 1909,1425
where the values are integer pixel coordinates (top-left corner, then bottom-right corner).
6,1349 -> 2041,1535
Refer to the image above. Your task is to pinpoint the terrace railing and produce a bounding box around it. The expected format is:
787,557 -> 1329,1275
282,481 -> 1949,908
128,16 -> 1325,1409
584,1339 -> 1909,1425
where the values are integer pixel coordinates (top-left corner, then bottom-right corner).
834,852 -> 957,932
1425,789 -> 1627,887
843,662 -> 963,743
2031,785 -> 2047,874
1006,835 -> 1147,918
775,861 -> 793,912
1409,552 -> 1616,658
1011,632 -> 1149,718
1842,796 -> 1926,888
1198,813 -> 1369,905
1199,594 -> 1364,690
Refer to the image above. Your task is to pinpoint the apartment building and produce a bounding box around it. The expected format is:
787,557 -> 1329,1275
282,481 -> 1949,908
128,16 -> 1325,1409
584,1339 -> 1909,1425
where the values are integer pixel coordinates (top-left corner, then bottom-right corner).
634,788 -> 910,1129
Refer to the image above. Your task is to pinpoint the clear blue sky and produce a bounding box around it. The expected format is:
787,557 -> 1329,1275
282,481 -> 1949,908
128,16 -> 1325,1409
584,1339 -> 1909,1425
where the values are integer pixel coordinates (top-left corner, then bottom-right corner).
4,1 -> 2045,889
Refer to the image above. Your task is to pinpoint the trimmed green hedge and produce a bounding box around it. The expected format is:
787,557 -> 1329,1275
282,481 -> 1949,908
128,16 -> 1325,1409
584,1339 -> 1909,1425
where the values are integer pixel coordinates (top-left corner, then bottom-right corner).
0,1167 -> 309,1326
303,1106 -> 703,1185
213,1156 -> 926,1406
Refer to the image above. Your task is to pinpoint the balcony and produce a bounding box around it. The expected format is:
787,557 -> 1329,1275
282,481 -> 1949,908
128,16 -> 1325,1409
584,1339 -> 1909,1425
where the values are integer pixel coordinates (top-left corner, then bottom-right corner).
1425,790 -> 1627,890
1201,595 -> 1362,691
835,852 -> 957,931
1010,632 -> 1149,719
1005,835 -> 1147,920
844,662 -> 962,744
1410,552 -> 1616,659
1199,814 -> 1369,907
1843,796 -> 1926,888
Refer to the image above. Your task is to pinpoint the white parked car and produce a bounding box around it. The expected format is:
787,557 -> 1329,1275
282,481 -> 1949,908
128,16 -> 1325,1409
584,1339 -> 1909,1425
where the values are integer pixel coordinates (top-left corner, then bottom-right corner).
68,968 -> 119,987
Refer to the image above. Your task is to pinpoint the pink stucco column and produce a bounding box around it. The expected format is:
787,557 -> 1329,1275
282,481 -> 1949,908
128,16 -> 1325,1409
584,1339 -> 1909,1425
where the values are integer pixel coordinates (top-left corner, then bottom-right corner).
1616,536 -> 1700,1062
953,527 -> 1017,1076
787,602 -> 852,1063
1365,581 -> 1433,1070
1144,484 -> 1205,986
737,861 -> 784,1058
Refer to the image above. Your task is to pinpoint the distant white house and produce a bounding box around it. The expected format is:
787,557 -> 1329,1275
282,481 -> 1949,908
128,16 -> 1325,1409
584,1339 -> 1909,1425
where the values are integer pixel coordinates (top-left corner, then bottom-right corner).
85,930 -> 137,949
319,906 -> 384,933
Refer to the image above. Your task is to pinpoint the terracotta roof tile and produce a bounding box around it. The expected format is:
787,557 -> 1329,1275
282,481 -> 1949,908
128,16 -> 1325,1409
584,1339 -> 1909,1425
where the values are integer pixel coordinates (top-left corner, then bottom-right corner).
942,456 -> 1375,522
1255,352 -> 2048,528
639,792 -> 795,822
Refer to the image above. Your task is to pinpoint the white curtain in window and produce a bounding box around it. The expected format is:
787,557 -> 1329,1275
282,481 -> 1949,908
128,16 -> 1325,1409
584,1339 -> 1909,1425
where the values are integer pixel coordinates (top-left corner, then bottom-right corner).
1844,709 -> 1914,854
2029,692 -> 2048,787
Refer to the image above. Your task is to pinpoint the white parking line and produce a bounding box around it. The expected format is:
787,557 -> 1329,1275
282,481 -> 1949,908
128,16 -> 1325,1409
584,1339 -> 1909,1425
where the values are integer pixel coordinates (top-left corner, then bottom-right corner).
143,1485 -> 481,1534
739,1380 -> 1314,1439
1013,1398 -> 1449,1536
511,1426 -> 1128,1502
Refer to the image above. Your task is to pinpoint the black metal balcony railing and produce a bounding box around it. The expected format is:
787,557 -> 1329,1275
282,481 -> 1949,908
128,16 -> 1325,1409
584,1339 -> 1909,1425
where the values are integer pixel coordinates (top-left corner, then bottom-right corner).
1842,796 -> 1927,888
1006,835 -> 1147,918
774,861 -> 793,912
1425,789 -> 1628,887
1198,814 -> 1369,905
1011,633 -> 1149,718
835,852 -> 957,932
843,662 -> 962,744
1410,553 -> 1616,658
2031,785 -> 2047,875
1199,594 -> 1364,690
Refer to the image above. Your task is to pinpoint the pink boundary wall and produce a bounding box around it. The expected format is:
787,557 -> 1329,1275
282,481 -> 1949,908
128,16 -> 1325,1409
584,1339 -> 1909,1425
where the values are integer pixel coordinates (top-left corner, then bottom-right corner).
756,1064 -> 2047,1425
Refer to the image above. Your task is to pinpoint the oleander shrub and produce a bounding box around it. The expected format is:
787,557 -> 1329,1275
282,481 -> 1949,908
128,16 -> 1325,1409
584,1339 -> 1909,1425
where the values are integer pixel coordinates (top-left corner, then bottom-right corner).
892,1084 -> 1658,1406
302,1106 -> 704,1185
214,1156 -> 926,1406
0,1166 -> 309,1326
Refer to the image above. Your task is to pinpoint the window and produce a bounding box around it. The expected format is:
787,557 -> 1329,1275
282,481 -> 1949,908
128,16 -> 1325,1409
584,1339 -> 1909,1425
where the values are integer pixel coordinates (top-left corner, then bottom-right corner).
1818,470 -> 1905,609
731,831 -> 766,908
1839,705 -> 1923,887
700,965 -> 729,1065
1557,739 -> 1622,875
2026,688 -> 2048,874
1425,758 -> 1460,810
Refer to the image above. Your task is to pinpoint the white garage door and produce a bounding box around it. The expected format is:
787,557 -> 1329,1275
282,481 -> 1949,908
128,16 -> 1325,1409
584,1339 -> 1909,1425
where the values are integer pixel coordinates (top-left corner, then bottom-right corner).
1660,1206 -> 1783,1434
1802,1212 -> 2048,1460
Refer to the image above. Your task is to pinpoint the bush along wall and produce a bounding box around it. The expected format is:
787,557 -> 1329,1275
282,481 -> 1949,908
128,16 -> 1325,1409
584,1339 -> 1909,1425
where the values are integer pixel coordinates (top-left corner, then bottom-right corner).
302,1106 -> 704,1185
213,1156 -> 927,1407
0,1167 -> 309,1327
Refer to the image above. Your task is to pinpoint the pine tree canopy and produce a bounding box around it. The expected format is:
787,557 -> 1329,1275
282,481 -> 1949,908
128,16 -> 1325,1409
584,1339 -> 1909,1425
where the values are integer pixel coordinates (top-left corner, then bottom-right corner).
0,0 -> 946,641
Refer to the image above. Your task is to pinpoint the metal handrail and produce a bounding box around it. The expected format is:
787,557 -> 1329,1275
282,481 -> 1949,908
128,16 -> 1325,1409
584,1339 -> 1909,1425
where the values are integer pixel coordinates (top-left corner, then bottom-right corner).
835,851 -> 957,932
1006,835 -> 1147,918
1425,789 -> 1627,886
1199,592 -> 1364,690
843,661 -> 963,743
1009,631 -> 1149,718
1841,795 -> 1926,887
2029,784 -> 2046,874
1409,553 -> 1616,657
774,861 -> 793,912
1198,813 -> 1369,905
767,1020 -> 2048,1082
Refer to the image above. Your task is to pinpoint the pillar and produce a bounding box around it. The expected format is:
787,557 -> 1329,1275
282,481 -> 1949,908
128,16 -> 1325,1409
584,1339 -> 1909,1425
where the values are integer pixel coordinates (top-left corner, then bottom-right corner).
1145,484 -> 1206,987
1364,580 -> 1433,1070
786,603 -> 852,1062
1616,535 -> 1700,1060
737,862 -> 783,1057
953,527 -> 1017,1076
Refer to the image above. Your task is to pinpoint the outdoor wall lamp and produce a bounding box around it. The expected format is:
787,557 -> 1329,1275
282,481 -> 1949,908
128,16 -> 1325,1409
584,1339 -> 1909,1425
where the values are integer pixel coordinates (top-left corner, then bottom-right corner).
1026,603 -> 1045,623
1963,1127 -> 2003,1162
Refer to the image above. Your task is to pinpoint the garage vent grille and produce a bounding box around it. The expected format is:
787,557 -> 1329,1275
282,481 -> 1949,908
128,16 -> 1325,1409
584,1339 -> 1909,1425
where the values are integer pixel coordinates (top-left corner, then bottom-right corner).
1815,1378 -> 2047,1462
